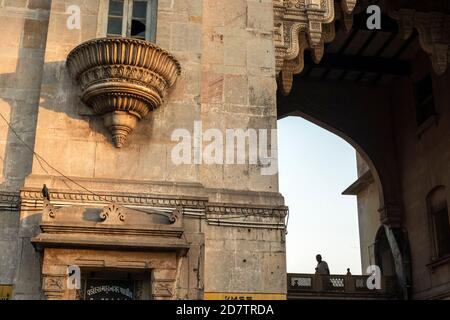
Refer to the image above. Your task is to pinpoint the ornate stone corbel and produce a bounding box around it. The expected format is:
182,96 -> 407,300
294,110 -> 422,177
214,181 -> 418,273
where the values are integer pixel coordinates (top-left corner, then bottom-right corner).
100,203 -> 126,223
274,0 -> 356,95
398,9 -> 450,76
341,0 -> 357,15
168,206 -> 182,224
336,1 -> 355,32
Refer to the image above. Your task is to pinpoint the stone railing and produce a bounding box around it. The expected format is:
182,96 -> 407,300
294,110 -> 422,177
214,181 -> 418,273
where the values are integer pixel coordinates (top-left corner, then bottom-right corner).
288,272 -> 398,299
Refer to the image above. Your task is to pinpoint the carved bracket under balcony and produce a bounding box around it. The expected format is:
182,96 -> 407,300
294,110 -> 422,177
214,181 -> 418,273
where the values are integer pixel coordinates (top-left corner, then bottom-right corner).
67,38 -> 181,148
274,0 -> 357,95
274,1 -> 450,95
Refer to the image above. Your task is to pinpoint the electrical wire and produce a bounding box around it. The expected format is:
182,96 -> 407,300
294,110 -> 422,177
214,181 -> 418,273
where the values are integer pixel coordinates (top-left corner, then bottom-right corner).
1,111 -> 288,224
0,111 -> 167,216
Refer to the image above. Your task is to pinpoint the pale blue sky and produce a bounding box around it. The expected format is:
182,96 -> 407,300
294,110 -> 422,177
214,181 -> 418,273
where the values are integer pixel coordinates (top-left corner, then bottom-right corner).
278,117 -> 362,275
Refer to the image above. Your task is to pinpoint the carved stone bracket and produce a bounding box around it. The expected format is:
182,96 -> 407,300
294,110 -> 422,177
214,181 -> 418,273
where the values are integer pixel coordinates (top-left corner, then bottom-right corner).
67,38 -> 181,147
398,9 -> 450,76
100,203 -> 126,223
274,1 -> 450,95
274,0 -> 356,95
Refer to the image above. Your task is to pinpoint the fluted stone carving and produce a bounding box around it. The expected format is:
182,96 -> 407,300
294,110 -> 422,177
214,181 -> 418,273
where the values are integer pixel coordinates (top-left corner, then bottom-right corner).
67,37 -> 181,147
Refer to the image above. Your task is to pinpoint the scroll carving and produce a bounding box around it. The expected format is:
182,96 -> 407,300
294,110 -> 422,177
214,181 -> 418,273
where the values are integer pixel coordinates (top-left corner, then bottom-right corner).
100,203 -> 126,223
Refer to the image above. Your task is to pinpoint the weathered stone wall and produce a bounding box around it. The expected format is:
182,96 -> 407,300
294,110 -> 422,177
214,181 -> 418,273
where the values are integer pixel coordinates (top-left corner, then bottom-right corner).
200,0 -> 285,297
391,51 -> 450,299
350,51 -> 450,299
1,0 -> 286,299
354,154 -> 381,273
26,0 -> 279,191
0,0 -> 51,299
0,193 -> 21,287
0,0 -> 50,191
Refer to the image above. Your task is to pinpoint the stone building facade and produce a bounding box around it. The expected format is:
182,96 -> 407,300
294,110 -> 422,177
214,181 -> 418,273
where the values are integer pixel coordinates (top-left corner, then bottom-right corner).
0,0 -> 287,300
0,0 -> 449,300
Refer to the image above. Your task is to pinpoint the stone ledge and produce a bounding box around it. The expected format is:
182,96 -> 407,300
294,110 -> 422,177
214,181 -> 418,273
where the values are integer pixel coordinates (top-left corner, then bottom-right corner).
32,233 -> 190,256
0,191 -> 20,211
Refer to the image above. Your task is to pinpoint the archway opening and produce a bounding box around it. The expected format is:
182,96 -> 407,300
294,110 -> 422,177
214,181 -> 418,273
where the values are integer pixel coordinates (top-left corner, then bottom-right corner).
278,116 -> 364,275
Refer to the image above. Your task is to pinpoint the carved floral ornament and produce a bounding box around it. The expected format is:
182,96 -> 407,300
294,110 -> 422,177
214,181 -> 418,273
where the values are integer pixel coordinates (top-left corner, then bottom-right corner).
275,0 -> 450,95
67,38 -> 181,147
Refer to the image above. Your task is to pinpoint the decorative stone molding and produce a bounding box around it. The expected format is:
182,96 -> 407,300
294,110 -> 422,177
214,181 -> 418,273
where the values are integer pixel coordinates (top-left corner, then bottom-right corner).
66,37 -> 181,147
20,188 -> 207,210
206,203 -> 288,229
398,9 -> 450,76
274,0 -> 355,95
0,191 -> 20,211
21,188 -> 287,229
33,200 -> 189,253
206,203 -> 288,217
20,188 -> 287,220
99,203 -> 126,223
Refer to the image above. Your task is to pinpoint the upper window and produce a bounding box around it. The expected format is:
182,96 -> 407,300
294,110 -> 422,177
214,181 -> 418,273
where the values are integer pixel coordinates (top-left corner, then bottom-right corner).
413,74 -> 436,127
107,0 -> 158,42
427,186 -> 450,259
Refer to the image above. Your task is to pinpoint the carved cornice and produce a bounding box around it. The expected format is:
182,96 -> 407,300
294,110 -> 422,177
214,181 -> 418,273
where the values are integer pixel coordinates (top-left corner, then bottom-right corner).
66,37 -> 181,147
20,188 -> 287,224
20,188 -> 207,209
206,203 -> 288,229
0,191 -> 20,211
206,203 -> 288,217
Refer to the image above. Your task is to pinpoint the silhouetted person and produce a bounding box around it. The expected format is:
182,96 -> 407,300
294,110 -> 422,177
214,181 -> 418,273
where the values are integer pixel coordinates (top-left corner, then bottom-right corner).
315,254 -> 330,275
